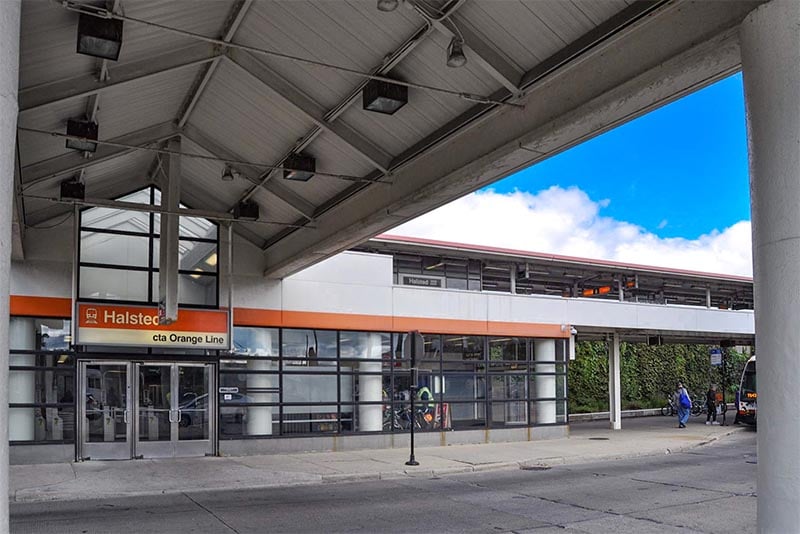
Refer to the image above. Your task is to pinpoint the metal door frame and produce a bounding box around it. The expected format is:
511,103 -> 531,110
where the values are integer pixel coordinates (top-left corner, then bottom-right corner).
77,360 -> 133,461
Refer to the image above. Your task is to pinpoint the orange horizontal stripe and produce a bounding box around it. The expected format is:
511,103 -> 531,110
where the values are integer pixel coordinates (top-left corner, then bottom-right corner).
234,307 -> 568,338
234,308 -> 283,327
10,296 -> 71,318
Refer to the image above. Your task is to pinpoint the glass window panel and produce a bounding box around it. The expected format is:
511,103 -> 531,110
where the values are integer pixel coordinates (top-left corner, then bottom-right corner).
488,337 -> 527,361
447,401 -> 485,429
81,232 -> 150,267
10,318 -> 72,351
178,273 -> 217,306
421,334 -> 441,359
443,374 -> 485,402
283,372 -> 337,403
178,366 -> 210,441
490,401 -> 528,427
339,332 -> 390,360
233,327 -> 279,357
81,208 -> 152,233
282,405 -> 338,434
9,407 -> 75,442
489,374 -> 527,401
442,335 -> 484,362
80,267 -> 148,301
446,278 -> 467,290
282,329 -> 337,365
152,238 -> 219,273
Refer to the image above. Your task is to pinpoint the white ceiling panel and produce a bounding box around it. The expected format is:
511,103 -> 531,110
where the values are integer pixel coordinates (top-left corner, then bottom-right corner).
235,0 -> 421,110
188,59 -> 316,169
95,66 -> 200,140
116,0 -> 233,66
19,1 -> 95,89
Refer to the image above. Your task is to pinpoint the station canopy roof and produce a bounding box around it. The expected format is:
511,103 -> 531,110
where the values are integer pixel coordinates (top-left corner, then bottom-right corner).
14,0 -> 763,277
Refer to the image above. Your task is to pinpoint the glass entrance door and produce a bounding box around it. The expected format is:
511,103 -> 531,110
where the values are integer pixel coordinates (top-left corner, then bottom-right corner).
134,362 -> 214,458
79,361 -> 132,460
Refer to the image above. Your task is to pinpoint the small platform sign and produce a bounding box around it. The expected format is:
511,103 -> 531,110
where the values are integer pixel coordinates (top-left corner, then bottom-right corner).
710,348 -> 723,367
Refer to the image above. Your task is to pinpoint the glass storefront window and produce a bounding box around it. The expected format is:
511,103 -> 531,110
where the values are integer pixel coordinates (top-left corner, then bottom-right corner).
219,326 -> 567,439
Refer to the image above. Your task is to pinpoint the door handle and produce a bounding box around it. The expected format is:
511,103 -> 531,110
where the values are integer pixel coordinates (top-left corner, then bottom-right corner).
177,409 -> 182,425
168,409 -> 175,423
123,410 -> 129,424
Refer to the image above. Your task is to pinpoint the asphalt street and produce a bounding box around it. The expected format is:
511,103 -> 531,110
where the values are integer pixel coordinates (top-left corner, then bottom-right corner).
11,426 -> 756,534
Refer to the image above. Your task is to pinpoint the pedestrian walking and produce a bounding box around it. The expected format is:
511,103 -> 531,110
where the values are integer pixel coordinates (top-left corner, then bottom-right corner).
675,381 -> 692,428
705,384 -> 720,425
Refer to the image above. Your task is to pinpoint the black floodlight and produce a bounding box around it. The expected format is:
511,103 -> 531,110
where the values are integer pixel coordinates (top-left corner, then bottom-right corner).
77,13 -> 123,61
447,38 -> 467,68
65,119 -> 99,152
363,79 -> 408,115
234,200 -> 259,221
283,153 -> 316,181
60,179 -> 85,201
221,165 -> 235,182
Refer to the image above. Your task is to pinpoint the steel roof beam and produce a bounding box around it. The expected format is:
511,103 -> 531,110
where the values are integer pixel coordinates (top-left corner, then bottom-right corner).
20,121 -> 178,188
225,51 -> 394,174
177,0 -> 254,129
18,43 -> 220,115
181,125 -> 316,222
406,0 -> 524,96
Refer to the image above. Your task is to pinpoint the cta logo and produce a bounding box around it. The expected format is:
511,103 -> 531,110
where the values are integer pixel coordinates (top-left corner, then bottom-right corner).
85,307 -> 98,325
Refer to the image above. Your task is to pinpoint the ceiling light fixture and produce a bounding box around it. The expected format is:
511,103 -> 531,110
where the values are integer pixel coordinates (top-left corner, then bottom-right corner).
446,37 -> 467,68
377,0 -> 400,12
221,165 -> 235,181
60,178 -> 85,201
233,200 -> 259,221
283,153 -> 316,181
363,79 -> 408,115
65,119 -> 98,152
76,13 -> 124,61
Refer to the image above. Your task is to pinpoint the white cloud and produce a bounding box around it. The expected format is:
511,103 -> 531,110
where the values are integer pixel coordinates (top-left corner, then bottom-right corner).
389,187 -> 753,277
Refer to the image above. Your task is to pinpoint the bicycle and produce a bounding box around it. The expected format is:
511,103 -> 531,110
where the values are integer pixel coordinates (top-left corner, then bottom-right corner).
661,397 -> 676,416
691,395 -> 706,416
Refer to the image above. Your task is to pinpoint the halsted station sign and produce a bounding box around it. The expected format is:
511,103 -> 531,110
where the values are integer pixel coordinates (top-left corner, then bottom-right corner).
76,303 -> 229,349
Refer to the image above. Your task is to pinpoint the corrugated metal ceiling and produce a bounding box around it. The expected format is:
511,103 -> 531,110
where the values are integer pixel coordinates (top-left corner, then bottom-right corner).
16,0 -> 641,251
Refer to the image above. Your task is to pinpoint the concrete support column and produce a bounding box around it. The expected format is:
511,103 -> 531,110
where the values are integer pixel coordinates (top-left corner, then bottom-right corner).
741,3 -> 800,531
358,333 -> 383,432
608,333 -> 621,430
533,339 -> 556,424
0,3 -> 21,532
247,329 -> 276,436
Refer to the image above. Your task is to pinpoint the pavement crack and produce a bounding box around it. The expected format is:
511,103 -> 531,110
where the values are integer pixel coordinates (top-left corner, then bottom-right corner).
627,476 -> 752,497
183,492 -> 241,534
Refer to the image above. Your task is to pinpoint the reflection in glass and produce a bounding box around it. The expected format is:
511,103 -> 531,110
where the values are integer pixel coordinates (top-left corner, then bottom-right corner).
178,366 -> 210,441
86,364 -> 127,443
137,365 -> 170,442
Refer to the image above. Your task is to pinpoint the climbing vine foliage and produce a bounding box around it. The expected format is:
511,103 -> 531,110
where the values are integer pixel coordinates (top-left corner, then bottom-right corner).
568,341 -> 750,413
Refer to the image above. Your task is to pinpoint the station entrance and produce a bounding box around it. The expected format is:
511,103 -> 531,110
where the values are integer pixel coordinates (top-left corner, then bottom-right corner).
78,361 -> 215,460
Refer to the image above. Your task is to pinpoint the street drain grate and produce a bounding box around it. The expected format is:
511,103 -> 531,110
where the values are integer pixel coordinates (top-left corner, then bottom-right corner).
588,437 -> 610,441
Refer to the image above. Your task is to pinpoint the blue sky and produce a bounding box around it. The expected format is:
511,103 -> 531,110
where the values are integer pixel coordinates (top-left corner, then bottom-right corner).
394,73 -> 754,276
489,73 -> 750,240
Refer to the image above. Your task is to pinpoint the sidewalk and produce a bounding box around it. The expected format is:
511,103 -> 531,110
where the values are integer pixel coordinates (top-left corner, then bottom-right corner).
9,418 -> 741,504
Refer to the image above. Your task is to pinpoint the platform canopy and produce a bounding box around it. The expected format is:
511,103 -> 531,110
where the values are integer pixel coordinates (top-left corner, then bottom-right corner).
14,0 -> 763,277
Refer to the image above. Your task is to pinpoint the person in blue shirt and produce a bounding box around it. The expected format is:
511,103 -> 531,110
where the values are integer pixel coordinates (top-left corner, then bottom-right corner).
675,381 -> 692,428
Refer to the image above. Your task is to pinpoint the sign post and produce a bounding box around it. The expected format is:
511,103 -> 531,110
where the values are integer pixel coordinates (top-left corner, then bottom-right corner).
404,331 -> 424,467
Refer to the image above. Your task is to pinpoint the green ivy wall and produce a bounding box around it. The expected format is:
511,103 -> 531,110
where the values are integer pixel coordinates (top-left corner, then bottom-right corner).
568,341 -> 750,413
